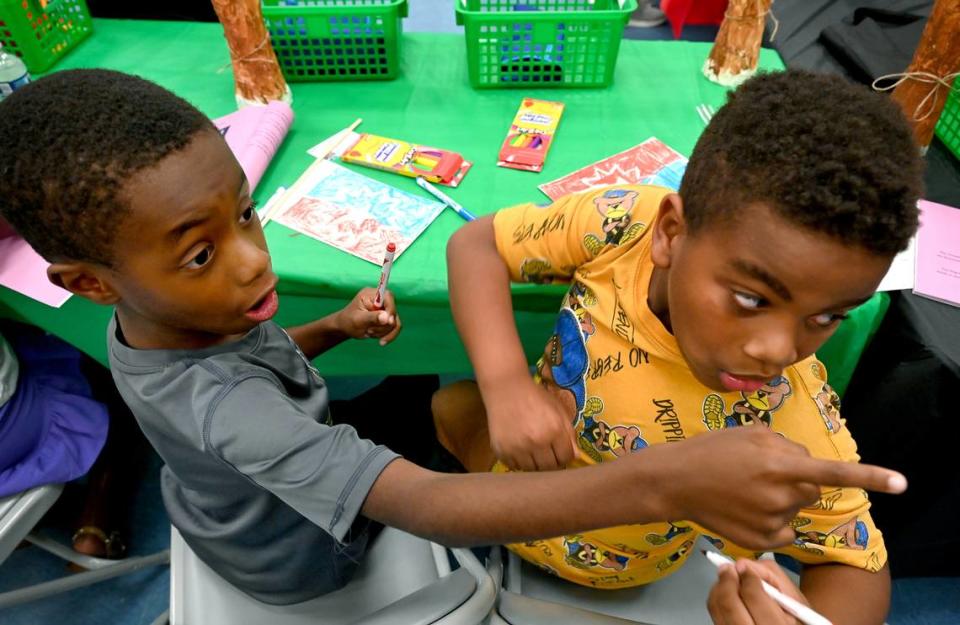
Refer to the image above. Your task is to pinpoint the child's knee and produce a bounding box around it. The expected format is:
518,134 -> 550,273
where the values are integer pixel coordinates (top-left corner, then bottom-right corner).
431,380 -> 484,447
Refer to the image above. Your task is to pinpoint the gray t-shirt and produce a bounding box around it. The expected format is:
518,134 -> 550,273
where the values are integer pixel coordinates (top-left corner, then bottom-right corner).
107,317 -> 398,605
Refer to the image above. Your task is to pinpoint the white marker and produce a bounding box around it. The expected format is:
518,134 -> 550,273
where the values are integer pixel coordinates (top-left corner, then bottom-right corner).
702,550 -> 833,625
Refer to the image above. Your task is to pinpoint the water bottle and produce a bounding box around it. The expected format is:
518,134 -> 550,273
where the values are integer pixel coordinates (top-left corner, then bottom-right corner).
0,43 -> 30,101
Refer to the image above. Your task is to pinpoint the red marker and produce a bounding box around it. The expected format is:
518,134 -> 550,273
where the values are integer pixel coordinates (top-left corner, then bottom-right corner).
374,241 -> 396,309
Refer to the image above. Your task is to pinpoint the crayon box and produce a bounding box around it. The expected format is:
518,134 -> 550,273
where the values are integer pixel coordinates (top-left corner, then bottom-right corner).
497,98 -> 565,173
341,133 -> 472,187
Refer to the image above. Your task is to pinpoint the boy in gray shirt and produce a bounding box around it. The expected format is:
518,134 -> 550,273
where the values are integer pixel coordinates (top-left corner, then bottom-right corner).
0,69 -> 907,606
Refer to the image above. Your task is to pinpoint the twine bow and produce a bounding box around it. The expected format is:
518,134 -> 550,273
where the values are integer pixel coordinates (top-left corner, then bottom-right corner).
872,71 -> 960,121
723,0 -> 780,42
217,34 -> 273,74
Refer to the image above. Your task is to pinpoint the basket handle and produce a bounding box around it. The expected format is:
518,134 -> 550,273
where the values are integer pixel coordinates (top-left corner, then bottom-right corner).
398,0 -> 409,19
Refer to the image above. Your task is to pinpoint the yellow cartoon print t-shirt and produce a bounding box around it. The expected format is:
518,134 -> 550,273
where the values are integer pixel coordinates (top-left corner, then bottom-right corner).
491,185 -> 886,588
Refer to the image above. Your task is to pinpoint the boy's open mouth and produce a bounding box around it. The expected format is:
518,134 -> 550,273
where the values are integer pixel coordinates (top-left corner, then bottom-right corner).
718,371 -> 768,393
245,289 -> 279,322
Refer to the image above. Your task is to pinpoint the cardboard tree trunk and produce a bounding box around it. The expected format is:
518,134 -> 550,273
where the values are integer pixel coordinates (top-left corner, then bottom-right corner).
890,0 -> 960,149
703,0 -> 772,87
211,0 -> 291,107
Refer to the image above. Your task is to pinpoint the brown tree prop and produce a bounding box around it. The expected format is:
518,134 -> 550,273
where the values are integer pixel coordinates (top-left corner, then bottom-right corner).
883,0 -> 960,149
211,0 -> 291,107
703,0 -> 772,87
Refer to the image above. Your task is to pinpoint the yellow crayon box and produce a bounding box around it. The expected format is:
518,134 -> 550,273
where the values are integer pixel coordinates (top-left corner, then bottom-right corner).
341,133 -> 472,187
497,98 -> 565,173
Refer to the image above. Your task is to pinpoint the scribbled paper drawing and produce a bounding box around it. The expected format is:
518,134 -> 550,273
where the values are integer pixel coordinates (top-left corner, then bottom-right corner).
538,138 -> 688,200
273,160 -> 445,264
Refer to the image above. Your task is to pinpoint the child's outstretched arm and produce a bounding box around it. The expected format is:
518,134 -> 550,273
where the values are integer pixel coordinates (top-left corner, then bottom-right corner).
285,287 -> 400,360
363,425 -> 906,551
447,216 -> 577,472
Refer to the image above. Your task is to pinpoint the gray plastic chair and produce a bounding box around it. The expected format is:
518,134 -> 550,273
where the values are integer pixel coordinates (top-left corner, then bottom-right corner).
168,525 -> 497,625
487,537 -> 800,625
0,483 -> 170,610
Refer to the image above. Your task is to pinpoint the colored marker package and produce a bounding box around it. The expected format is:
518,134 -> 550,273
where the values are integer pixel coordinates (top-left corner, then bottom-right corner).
341,133 -> 472,187
497,98 -> 565,173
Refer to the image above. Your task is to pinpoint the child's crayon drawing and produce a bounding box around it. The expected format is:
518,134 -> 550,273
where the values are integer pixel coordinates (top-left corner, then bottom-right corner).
538,138 -> 688,200
273,161 -> 445,265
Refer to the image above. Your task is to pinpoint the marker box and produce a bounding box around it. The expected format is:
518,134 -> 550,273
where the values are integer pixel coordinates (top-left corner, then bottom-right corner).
341,133 -> 472,187
497,98 -> 565,173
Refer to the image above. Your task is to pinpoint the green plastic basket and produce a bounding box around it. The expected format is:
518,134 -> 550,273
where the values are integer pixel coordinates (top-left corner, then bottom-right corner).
455,0 -> 636,89
0,0 -> 92,73
934,75 -> 959,161
262,0 -> 407,82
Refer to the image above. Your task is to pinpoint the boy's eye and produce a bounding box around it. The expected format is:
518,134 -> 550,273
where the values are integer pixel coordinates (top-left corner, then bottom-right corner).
185,245 -> 214,269
733,292 -> 764,310
240,200 -> 259,224
812,312 -> 848,328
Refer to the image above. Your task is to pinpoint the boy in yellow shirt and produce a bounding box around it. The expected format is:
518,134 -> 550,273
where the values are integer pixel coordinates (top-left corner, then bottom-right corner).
435,70 -> 924,624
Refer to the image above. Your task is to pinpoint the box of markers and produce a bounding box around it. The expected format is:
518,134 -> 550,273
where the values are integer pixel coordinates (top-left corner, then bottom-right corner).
340,132 -> 472,187
497,98 -> 565,173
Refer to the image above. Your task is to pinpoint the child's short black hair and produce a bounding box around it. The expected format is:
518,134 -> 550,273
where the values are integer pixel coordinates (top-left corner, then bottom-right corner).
680,70 -> 923,255
0,69 -> 214,265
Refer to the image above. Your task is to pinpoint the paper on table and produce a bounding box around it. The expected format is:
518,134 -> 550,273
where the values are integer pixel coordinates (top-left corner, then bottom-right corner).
272,160 -> 445,264
0,236 -> 71,308
914,199 -> 960,307
876,235 -> 917,292
538,137 -> 688,199
213,101 -> 294,192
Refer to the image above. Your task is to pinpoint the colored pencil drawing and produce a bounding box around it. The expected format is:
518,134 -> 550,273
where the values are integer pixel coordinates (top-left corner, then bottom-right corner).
273,160 -> 445,264
538,137 -> 688,200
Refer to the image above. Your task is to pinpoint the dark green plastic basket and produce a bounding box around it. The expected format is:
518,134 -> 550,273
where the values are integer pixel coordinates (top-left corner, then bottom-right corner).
0,0 -> 93,73
934,76 -> 959,162
455,0 -> 636,89
262,0 -> 407,82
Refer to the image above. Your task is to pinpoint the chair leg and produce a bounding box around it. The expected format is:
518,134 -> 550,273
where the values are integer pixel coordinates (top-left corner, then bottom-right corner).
0,549 -> 170,609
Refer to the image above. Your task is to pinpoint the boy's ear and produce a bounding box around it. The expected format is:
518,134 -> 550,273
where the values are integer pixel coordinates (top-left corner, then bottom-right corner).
47,262 -> 121,305
650,193 -> 686,269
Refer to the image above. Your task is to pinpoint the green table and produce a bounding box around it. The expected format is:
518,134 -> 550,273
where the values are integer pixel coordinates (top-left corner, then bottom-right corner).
0,19 -> 879,386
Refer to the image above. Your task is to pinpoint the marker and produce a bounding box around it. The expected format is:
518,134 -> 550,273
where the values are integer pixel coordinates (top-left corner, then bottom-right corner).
702,551 -> 833,625
416,176 -> 477,222
374,241 -> 396,309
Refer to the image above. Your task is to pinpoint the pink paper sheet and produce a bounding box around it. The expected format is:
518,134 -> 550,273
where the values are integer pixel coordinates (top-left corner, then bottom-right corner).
0,236 -> 71,308
914,199 -> 960,307
214,101 -> 294,192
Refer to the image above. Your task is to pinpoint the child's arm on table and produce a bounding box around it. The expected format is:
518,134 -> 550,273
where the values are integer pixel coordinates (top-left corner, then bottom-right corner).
707,558 -> 889,625
285,287 -> 400,359
363,424 -> 906,551
447,216 -> 576,472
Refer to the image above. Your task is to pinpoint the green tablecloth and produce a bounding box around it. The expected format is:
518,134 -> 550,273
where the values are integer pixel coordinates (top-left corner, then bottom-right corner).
0,18 -> 878,384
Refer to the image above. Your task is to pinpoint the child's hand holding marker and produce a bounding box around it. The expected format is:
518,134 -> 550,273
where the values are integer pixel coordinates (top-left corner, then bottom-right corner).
705,551 -> 832,625
338,286 -> 401,347
337,243 -> 400,346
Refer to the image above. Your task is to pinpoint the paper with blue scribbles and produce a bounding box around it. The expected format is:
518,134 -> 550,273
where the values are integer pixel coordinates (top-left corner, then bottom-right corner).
273,160 -> 445,264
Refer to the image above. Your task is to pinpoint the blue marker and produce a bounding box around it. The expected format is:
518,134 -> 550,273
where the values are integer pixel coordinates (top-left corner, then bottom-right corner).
416,176 -> 477,222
